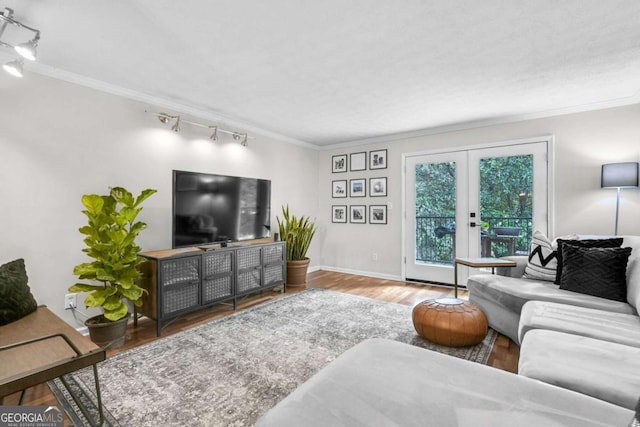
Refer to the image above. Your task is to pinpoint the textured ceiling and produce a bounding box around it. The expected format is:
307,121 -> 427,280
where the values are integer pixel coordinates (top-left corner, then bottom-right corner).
3,1 -> 640,147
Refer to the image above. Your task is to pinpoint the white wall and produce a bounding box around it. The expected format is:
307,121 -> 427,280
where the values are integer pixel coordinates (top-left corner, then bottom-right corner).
2,71 -> 639,327
0,73 -> 319,325
318,104 -> 640,279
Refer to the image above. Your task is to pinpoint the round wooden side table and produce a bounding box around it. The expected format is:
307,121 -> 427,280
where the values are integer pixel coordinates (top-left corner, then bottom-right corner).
412,298 -> 488,347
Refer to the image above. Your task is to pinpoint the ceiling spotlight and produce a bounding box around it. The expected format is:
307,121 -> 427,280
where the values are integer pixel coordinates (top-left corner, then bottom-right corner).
1,8 -> 41,77
153,112 -> 183,133
158,113 -> 171,124
2,58 -> 24,78
171,116 -> 181,133
232,132 -> 248,146
145,110 -> 251,144
14,36 -> 38,61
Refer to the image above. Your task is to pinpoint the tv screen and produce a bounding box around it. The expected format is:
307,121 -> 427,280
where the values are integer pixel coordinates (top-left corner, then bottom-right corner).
172,170 -> 271,248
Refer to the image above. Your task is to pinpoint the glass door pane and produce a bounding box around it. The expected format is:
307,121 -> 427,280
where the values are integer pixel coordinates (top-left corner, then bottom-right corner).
405,152 -> 468,284
479,155 -> 534,258
468,141 -> 549,268
415,161 -> 457,265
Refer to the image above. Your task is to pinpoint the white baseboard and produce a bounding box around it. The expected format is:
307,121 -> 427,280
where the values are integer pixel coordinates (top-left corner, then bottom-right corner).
309,265 -> 403,282
76,326 -> 89,336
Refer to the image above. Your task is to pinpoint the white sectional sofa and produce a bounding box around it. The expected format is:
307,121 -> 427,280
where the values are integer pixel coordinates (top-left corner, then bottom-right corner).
467,235 -> 640,344
468,235 -> 640,410
519,329 -> 640,409
518,300 -> 640,347
257,236 -> 640,423
257,338 -> 634,426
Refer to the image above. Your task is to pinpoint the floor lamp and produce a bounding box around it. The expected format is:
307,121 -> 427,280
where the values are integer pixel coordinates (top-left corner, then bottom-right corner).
601,162 -> 639,235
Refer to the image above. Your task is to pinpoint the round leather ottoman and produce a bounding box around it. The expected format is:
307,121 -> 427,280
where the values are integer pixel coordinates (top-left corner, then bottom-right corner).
412,298 -> 488,347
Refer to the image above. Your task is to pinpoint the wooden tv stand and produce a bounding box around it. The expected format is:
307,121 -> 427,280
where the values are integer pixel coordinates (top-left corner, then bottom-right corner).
136,240 -> 286,336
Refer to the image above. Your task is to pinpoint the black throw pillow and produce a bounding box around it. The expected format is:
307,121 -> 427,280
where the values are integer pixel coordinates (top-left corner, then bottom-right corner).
554,238 -> 623,284
559,245 -> 631,302
0,258 -> 38,326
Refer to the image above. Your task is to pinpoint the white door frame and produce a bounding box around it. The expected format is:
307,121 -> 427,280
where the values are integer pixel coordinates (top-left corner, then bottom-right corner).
401,135 -> 555,282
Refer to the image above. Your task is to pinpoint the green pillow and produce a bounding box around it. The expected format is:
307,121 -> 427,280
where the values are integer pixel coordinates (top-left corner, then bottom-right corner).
0,258 -> 38,325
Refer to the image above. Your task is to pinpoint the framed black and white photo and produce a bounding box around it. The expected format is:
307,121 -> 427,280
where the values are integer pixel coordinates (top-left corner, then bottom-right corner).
370,205 -> 387,224
350,205 -> 366,224
350,152 -> 367,171
369,149 -> 387,170
332,205 -> 347,223
349,179 -> 366,197
369,177 -> 387,197
332,154 -> 347,173
332,180 -> 347,198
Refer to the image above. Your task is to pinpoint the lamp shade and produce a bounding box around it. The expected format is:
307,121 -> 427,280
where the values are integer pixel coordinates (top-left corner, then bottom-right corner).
601,162 -> 639,188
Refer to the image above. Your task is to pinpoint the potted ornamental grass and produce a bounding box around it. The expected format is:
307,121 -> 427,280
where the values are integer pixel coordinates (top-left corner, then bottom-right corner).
68,186 -> 156,348
276,205 -> 316,286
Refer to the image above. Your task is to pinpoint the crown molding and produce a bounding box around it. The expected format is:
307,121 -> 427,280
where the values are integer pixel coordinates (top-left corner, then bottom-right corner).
321,93 -> 640,150
6,56 -> 639,152
22,62 -> 320,150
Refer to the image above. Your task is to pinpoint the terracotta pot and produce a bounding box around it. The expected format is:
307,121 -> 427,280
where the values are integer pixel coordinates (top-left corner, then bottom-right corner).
286,258 -> 310,286
85,314 -> 130,349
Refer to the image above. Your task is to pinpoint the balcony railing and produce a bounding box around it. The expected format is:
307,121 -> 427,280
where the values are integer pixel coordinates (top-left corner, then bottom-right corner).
416,215 -> 532,264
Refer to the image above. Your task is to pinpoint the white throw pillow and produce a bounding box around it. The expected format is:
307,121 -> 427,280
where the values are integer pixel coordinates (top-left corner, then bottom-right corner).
523,231 -> 578,281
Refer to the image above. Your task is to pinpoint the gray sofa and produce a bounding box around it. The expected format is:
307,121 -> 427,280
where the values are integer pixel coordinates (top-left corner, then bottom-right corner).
257,236 -> 640,424
257,338 -> 634,426
467,235 -> 640,409
467,235 -> 640,344
519,328 -> 640,409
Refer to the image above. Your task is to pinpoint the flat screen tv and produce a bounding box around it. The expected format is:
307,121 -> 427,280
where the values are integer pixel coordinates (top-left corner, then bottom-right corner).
172,170 -> 271,248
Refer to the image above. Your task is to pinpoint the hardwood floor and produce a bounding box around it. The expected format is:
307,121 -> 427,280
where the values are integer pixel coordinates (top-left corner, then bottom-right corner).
4,270 -> 520,421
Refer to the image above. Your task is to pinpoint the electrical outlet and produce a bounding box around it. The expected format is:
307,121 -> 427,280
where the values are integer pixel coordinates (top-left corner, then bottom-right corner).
65,293 -> 77,310
372,253 -> 378,261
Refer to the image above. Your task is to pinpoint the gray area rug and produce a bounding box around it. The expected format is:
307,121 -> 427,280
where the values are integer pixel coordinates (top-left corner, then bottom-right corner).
49,288 -> 497,426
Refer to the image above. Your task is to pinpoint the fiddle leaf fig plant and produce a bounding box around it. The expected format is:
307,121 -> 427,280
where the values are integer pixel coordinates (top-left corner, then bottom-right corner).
276,205 -> 316,261
68,187 -> 157,321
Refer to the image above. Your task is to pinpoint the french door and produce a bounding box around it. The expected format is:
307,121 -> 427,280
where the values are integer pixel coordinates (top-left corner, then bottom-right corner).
404,139 -> 550,285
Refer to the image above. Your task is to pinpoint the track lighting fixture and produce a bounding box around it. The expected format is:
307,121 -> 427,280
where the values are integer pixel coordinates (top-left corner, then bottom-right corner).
2,57 -> 23,77
156,112 -> 181,131
171,116 -> 181,133
232,133 -> 249,147
14,36 -> 38,61
147,111 -> 252,147
158,114 -> 172,124
1,7 -> 41,77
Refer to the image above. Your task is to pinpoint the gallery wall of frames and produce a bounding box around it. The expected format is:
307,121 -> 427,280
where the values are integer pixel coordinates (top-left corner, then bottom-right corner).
331,149 -> 388,225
